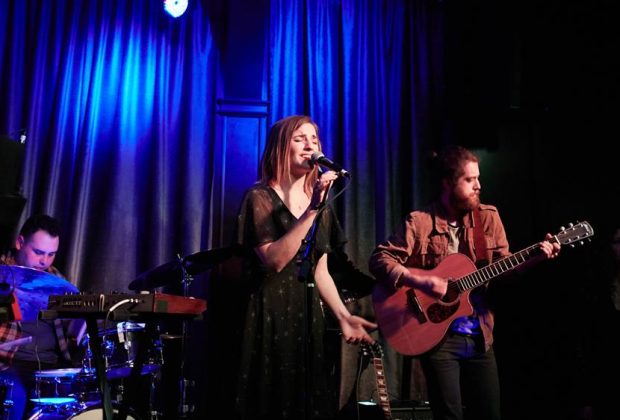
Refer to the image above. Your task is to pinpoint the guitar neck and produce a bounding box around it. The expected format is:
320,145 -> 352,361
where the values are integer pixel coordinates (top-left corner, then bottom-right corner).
456,242 -> 541,292
370,356 -> 393,420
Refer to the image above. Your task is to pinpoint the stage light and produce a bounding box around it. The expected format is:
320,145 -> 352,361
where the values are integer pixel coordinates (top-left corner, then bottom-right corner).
163,0 -> 188,18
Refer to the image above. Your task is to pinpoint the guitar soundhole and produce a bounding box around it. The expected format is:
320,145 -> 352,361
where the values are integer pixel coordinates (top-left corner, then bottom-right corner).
440,280 -> 460,303
427,300 -> 459,323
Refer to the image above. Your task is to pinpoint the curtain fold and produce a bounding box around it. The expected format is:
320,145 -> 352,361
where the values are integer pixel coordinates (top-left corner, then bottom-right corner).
270,0 -> 442,265
0,0 -> 217,292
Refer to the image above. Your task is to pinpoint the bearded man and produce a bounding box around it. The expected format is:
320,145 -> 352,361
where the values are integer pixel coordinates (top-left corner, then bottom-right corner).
369,145 -> 560,420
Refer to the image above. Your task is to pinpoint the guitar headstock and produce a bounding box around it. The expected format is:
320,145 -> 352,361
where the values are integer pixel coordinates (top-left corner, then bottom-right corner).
360,341 -> 384,358
554,221 -> 594,247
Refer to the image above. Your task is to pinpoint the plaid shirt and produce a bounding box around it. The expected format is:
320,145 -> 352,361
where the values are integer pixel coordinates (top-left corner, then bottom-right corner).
0,320 -> 21,370
0,254 -> 72,370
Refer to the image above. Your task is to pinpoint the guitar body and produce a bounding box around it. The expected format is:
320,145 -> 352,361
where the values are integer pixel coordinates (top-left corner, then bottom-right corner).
372,253 -> 478,356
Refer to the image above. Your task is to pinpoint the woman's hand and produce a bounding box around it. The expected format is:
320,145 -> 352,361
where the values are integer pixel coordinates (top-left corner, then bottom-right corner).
339,314 -> 378,345
309,171 -> 338,210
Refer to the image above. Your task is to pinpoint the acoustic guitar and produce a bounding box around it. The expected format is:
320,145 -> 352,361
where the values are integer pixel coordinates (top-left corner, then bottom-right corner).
372,221 -> 594,356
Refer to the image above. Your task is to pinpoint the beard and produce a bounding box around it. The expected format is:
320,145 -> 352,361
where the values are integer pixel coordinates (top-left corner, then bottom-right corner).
450,191 -> 480,213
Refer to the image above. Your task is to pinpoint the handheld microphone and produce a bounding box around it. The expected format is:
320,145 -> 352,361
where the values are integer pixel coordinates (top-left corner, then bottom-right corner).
310,152 -> 351,178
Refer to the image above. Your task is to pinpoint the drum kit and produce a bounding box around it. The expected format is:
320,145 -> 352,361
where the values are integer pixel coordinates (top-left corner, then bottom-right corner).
0,246 -> 237,420
26,321 -> 161,419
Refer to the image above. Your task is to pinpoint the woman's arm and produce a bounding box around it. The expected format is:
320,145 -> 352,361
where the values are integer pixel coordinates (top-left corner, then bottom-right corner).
314,254 -> 377,344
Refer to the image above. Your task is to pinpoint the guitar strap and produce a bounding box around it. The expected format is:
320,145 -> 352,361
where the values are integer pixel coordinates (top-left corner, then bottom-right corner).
472,208 -> 490,266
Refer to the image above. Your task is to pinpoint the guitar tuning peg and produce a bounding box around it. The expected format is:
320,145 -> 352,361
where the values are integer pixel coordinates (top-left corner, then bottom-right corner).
570,244 -> 575,248
560,226 -> 566,231
568,222 -> 574,228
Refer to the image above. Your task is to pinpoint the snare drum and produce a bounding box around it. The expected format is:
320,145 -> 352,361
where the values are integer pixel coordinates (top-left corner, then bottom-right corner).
31,368 -> 98,407
1,378 -> 14,418
27,402 -> 140,419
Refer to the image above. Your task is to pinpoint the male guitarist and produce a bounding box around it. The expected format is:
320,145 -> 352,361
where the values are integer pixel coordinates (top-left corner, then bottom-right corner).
368,145 -> 561,420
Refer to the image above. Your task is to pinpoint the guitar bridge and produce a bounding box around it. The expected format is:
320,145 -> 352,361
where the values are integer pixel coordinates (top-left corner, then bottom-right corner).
406,289 -> 427,323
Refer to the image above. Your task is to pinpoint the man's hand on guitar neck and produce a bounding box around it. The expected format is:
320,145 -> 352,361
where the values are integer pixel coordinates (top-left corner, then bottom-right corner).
516,233 -> 562,273
540,233 -> 561,259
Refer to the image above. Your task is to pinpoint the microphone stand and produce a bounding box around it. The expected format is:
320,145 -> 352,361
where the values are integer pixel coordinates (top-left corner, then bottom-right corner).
177,255 -> 195,418
297,182 -> 331,420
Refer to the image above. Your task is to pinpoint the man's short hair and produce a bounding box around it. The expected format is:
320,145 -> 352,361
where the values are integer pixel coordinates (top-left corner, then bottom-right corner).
19,214 -> 62,239
427,145 -> 480,198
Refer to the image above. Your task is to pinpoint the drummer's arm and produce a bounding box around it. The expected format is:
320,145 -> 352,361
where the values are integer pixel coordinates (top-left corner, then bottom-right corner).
67,319 -> 87,345
63,319 -> 87,366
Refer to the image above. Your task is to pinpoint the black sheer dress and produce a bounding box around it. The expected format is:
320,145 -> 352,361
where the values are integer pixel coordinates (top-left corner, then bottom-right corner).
234,184 -> 346,419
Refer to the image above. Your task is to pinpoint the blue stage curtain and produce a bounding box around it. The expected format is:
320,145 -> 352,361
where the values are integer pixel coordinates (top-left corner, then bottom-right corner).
269,0 -> 443,264
0,0 -> 442,296
0,0 -> 217,292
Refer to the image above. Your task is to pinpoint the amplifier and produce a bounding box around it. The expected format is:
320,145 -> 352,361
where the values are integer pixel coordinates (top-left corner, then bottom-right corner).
389,401 -> 433,420
391,406 -> 433,420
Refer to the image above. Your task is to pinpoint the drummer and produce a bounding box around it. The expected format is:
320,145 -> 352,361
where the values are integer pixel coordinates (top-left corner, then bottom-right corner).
0,214 -> 84,420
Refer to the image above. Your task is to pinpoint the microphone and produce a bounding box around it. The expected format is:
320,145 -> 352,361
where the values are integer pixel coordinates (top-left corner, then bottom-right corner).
310,152 -> 351,178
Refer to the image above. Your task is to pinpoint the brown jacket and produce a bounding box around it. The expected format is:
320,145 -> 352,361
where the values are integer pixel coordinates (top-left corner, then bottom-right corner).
369,202 -> 510,350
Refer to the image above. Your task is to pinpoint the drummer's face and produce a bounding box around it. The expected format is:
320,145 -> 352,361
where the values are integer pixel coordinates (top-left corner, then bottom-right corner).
15,230 -> 59,271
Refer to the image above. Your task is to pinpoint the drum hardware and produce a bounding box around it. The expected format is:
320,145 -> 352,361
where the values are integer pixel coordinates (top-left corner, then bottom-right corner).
81,322 -> 164,381
129,248 -> 236,418
40,307 -> 205,420
35,246 -> 218,420
1,378 -> 14,420
178,378 -> 195,417
27,402 -> 140,419
127,246 -> 242,292
26,368 -> 162,420
177,257 -> 195,418
127,248 -> 235,416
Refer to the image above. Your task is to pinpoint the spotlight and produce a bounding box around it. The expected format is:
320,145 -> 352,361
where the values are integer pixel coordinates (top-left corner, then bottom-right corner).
163,0 -> 188,18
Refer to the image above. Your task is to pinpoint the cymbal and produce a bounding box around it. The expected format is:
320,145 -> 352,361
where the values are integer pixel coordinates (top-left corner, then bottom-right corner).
160,333 -> 183,340
0,265 -> 79,321
128,245 -> 243,291
183,244 -> 244,275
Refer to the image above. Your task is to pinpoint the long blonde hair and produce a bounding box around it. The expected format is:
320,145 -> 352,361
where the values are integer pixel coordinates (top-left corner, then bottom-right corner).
260,115 -> 322,196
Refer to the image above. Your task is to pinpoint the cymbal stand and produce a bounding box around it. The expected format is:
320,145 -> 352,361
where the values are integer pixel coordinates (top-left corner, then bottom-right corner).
177,256 -> 195,417
85,316 -> 115,420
